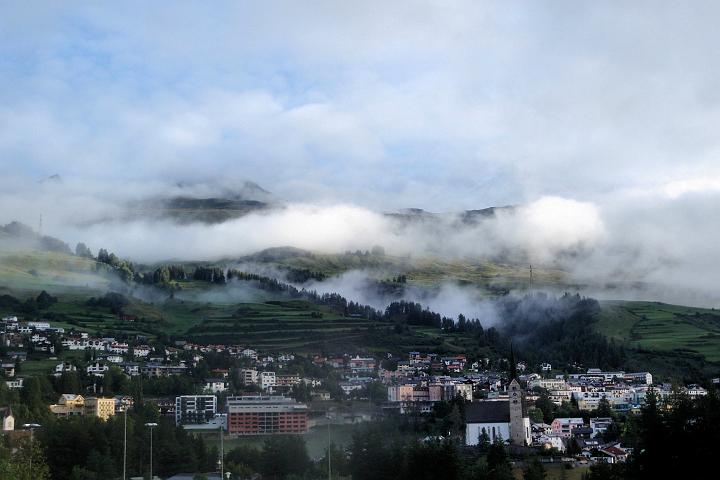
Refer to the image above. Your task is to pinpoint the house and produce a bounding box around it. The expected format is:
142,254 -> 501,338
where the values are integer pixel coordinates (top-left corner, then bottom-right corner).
203,378 -> 228,393
87,361 -> 109,377
600,445 -> 629,463
551,418 -> 585,437
53,362 -> 77,377
349,356 -> 376,374
108,342 -> 129,354
541,363 -> 552,371
537,434 -> 565,452
5,377 -> 24,389
103,354 -> 124,364
590,417 -> 614,437
0,406 -> 14,431
339,381 -> 364,395
133,345 -> 152,357
1,361 -> 15,378
121,362 -> 140,376
685,384 -> 708,398
50,394 -> 86,417
141,363 -> 187,377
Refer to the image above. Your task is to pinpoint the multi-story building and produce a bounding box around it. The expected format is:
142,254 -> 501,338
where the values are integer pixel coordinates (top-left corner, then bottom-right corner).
260,371 -> 276,391
142,363 -> 188,377
226,396 -> 308,435
239,369 -> 258,385
349,356 -> 376,375
551,418 -> 585,437
175,395 -> 217,426
85,397 -> 116,421
528,378 -> 567,391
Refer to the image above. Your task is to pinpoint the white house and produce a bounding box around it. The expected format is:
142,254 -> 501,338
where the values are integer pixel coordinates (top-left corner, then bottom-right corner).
204,378 -> 228,393
133,345 -> 152,357
5,377 -> 24,389
87,362 -> 109,377
108,342 -> 129,354
54,362 -> 77,377
537,434 -> 566,452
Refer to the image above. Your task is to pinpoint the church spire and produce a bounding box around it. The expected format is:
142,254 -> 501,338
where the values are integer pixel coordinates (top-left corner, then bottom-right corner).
509,342 -> 518,380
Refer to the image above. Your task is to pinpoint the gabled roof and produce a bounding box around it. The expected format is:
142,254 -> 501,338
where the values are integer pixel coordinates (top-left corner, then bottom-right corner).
466,400 -> 510,424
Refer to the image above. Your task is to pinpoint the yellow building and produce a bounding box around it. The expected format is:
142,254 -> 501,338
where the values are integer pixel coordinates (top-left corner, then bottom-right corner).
85,397 -> 116,421
49,395 -> 116,421
50,394 -> 85,417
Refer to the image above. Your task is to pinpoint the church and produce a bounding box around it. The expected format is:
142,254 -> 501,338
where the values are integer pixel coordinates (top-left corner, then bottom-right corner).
465,348 -> 531,446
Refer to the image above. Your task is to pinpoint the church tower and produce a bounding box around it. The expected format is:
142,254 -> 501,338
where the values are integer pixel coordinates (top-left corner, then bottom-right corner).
508,344 -> 529,446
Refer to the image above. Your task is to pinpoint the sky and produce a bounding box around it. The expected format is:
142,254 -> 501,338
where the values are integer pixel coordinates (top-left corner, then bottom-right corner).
1,1 -> 720,306
2,0 -> 720,210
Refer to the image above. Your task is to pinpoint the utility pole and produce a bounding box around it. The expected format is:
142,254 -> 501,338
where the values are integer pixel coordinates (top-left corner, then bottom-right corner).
529,264 -> 533,286
23,423 -> 41,476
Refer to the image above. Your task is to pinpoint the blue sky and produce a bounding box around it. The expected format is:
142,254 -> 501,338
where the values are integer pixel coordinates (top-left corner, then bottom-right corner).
2,1 -> 720,210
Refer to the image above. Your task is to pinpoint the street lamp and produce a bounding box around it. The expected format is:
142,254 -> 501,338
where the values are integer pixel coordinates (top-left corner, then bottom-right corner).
144,422 -> 158,480
22,423 -> 42,475
325,410 -> 333,480
122,408 -> 127,480
217,424 -> 224,479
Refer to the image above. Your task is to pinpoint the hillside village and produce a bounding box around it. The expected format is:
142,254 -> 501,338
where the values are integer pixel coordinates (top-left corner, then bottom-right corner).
2,308 -> 716,475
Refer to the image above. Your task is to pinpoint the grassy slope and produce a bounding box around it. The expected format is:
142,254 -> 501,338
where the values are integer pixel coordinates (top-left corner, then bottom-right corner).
596,301 -> 720,362
0,250 -> 112,292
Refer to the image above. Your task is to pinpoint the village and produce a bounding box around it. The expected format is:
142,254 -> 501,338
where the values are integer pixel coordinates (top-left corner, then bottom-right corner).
2,311 -> 713,472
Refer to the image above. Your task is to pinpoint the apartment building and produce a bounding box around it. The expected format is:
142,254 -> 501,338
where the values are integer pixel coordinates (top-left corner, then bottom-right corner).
226,395 -> 308,435
175,395 -> 218,426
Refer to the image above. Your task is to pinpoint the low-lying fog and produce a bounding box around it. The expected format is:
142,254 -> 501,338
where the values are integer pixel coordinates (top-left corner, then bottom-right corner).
1,177 -> 719,309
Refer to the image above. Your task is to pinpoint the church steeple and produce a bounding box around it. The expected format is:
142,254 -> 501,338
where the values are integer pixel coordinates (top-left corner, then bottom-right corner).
508,342 -> 529,446
509,342 -> 518,380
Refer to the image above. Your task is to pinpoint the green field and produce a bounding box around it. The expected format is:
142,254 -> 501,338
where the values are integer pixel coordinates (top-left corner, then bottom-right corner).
596,301 -> 720,362
0,250 -> 113,291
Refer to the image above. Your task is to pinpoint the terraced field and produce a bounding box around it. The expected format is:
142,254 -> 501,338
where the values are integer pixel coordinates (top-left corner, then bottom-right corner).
596,301 -> 720,362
